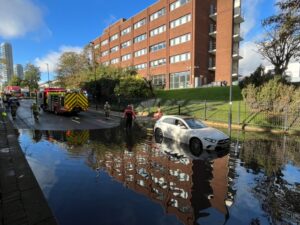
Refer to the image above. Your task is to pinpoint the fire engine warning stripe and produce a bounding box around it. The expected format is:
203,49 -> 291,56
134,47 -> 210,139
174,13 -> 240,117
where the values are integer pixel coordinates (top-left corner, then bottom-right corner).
64,93 -> 88,111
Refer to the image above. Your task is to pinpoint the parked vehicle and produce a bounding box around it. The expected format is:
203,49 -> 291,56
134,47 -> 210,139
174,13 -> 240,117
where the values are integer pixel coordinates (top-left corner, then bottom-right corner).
154,115 -> 230,156
37,88 -> 88,115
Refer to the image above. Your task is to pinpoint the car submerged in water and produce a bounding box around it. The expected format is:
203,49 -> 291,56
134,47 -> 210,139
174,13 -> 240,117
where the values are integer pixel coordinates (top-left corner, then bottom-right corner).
154,115 -> 230,156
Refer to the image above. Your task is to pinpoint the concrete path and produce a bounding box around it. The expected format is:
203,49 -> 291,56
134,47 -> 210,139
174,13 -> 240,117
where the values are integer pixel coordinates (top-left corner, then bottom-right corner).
0,108 -> 58,225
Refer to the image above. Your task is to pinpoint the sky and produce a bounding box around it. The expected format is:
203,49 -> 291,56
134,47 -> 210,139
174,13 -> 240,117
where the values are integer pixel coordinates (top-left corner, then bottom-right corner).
0,0 -> 278,82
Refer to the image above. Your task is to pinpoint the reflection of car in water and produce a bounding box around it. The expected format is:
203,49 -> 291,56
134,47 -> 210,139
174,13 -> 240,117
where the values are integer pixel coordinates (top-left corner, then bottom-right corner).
154,134 -> 229,161
154,115 -> 230,156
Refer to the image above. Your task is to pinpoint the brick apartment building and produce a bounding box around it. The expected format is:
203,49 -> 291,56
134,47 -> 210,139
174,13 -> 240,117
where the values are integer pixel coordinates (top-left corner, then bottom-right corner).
91,0 -> 244,89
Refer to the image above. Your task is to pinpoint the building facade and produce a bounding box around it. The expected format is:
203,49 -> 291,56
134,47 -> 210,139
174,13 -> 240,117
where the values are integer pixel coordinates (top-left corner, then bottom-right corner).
14,64 -> 24,80
91,0 -> 243,89
0,42 -> 14,84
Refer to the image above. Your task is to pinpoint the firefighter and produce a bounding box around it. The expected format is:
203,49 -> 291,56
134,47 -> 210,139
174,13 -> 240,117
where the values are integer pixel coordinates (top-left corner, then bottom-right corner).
31,103 -> 39,121
123,105 -> 136,129
10,102 -> 18,120
104,101 -> 111,119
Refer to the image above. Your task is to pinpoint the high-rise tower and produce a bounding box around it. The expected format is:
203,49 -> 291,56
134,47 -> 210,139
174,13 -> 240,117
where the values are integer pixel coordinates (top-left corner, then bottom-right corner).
0,42 -> 14,84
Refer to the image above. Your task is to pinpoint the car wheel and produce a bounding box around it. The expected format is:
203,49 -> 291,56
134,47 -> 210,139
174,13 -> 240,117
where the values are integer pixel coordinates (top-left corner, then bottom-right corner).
154,128 -> 163,143
190,138 -> 203,156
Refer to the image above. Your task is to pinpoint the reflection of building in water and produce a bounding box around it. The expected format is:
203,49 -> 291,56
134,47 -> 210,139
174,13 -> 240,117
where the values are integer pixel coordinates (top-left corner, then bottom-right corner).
96,141 -> 230,225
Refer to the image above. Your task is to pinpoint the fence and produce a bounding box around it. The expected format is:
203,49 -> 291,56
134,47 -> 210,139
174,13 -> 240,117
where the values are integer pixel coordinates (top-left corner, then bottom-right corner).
133,99 -> 300,132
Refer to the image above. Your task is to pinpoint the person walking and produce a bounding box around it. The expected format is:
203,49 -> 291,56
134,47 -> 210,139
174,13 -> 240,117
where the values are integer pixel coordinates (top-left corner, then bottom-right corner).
31,102 -> 39,121
124,105 -> 136,129
10,102 -> 18,120
104,101 -> 111,119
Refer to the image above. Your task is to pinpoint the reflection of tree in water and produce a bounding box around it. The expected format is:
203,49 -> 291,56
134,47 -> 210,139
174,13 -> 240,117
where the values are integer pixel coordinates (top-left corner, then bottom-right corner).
238,136 -> 300,224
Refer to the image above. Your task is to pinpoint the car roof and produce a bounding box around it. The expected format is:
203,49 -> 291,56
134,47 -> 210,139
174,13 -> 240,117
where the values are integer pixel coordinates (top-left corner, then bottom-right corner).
160,115 -> 194,120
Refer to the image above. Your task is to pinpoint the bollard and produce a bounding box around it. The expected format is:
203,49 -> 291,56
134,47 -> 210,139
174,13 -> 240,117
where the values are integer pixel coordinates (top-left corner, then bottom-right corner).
204,100 -> 207,120
178,105 -> 181,115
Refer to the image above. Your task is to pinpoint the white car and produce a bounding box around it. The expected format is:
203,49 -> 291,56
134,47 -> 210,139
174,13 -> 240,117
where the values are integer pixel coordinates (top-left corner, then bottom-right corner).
154,115 -> 230,155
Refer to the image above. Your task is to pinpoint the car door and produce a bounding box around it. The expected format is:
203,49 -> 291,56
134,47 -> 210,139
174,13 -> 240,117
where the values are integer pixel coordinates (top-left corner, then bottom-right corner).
173,119 -> 189,143
160,117 -> 176,139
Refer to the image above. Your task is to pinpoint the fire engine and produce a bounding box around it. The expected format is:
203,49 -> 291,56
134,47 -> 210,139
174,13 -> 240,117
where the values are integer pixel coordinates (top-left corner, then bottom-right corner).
37,88 -> 88,114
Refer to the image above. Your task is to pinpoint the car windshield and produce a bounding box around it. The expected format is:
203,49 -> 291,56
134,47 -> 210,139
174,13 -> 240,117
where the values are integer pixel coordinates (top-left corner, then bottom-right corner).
184,118 -> 207,129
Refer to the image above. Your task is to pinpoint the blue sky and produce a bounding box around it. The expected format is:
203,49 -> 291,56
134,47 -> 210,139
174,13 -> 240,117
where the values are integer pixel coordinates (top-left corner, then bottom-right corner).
0,0 -> 277,82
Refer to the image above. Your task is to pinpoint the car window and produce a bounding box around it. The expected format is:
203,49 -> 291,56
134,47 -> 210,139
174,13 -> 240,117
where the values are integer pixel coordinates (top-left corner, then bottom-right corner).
184,118 -> 207,129
162,118 -> 175,125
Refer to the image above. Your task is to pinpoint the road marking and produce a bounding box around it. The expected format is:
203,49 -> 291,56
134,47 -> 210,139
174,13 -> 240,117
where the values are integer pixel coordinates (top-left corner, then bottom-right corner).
72,119 -> 80,124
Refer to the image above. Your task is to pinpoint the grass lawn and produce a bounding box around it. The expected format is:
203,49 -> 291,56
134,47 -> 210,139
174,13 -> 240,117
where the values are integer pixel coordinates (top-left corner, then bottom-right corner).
155,86 -> 243,101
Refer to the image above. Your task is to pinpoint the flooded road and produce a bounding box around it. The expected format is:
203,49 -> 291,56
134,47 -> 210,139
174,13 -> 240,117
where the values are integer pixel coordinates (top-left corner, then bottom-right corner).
18,128 -> 300,225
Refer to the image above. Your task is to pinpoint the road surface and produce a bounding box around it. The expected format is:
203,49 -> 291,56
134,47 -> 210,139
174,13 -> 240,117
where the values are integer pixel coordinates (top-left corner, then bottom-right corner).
8,99 -> 120,130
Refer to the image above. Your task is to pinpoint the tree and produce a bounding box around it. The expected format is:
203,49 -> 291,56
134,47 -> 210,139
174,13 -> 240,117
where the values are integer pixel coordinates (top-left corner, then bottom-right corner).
56,51 -> 90,88
257,0 -> 300,75
114,75 -> 152,98
8,75 -> 22,86
23,64 -> 41,91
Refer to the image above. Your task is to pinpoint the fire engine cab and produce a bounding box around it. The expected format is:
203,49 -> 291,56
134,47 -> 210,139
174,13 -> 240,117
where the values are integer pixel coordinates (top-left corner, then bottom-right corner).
37,88 -> 88,114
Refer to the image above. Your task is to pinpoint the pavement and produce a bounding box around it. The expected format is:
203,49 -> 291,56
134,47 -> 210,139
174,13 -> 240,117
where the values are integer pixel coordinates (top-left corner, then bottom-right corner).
0,108 -> 58,225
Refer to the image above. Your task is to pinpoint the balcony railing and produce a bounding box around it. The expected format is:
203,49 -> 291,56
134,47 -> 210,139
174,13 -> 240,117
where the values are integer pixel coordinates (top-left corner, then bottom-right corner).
234,7 -> 244,23
209,5 -> 217,21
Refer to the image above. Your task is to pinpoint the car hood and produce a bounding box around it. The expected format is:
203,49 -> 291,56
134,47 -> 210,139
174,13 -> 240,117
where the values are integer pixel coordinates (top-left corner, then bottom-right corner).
191,127 -> 229,140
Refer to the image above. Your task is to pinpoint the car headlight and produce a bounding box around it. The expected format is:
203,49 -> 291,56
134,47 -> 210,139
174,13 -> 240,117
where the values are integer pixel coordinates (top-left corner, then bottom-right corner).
204,138 -> 217,143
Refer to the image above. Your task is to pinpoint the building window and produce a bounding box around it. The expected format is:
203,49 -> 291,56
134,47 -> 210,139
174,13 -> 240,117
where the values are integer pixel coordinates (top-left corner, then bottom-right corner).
150,8 -> 166,21
135,63 -> 147,70
170,52 -> 190,63
170,14 -> 191,29
134,18 -> 146,30
150,58 -> 166,67
121,27 -> 131,36
170,0 -> 190,11
150,42 -> 166,53
134,33 -> 147,43
94,44 -> 100,49
110,58 -> 119,64
134,48 -> 147,57
170,71 -> 190,89
121,54 -> 131,61
150,25 -> 166,37
101,50 -> 109,57
102,61 -> 109,66
101,39 -> 108,46
152,74 -> 166,86
110,46 -> 119,53
121,40 -> 131,49
170,33 -> 191,46
110,33 -> 118,41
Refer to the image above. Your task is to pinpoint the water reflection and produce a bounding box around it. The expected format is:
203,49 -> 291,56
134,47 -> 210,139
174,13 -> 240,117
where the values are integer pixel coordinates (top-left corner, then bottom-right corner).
19,128 -> 300,225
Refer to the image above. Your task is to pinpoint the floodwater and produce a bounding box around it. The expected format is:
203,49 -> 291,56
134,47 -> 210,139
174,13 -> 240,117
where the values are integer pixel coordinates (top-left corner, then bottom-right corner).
18,128 -> 300,225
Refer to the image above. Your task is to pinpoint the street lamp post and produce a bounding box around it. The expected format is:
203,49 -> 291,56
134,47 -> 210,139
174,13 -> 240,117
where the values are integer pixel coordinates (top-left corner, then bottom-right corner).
46,63 -> 50,87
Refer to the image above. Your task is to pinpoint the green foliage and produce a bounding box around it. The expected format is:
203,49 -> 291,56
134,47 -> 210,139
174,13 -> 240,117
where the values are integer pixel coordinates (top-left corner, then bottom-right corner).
239,65 -> 275,89
114,76 -> 152,98
155,86 -> 242,101
56,51 -> 90,87
23,64 -> 41,91
242,76 -> 298,112
8,75 -> 22,86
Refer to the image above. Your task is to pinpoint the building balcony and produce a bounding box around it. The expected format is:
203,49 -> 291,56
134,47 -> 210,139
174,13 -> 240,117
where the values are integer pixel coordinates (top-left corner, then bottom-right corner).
209,12 -> 217,21
208,48 -> 216,55
208,65 -> 216,71
234,7 -> 244,23
209,30 -> 217,38
233,33 -> 243,42
232,52 -> 243,60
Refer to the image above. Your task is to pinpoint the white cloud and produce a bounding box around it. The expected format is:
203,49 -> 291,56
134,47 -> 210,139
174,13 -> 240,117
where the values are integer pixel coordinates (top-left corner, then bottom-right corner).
239,41 -> 270,76
0,0 -> 48,38
34,46 -> 83,73
241,0 -> 261,37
